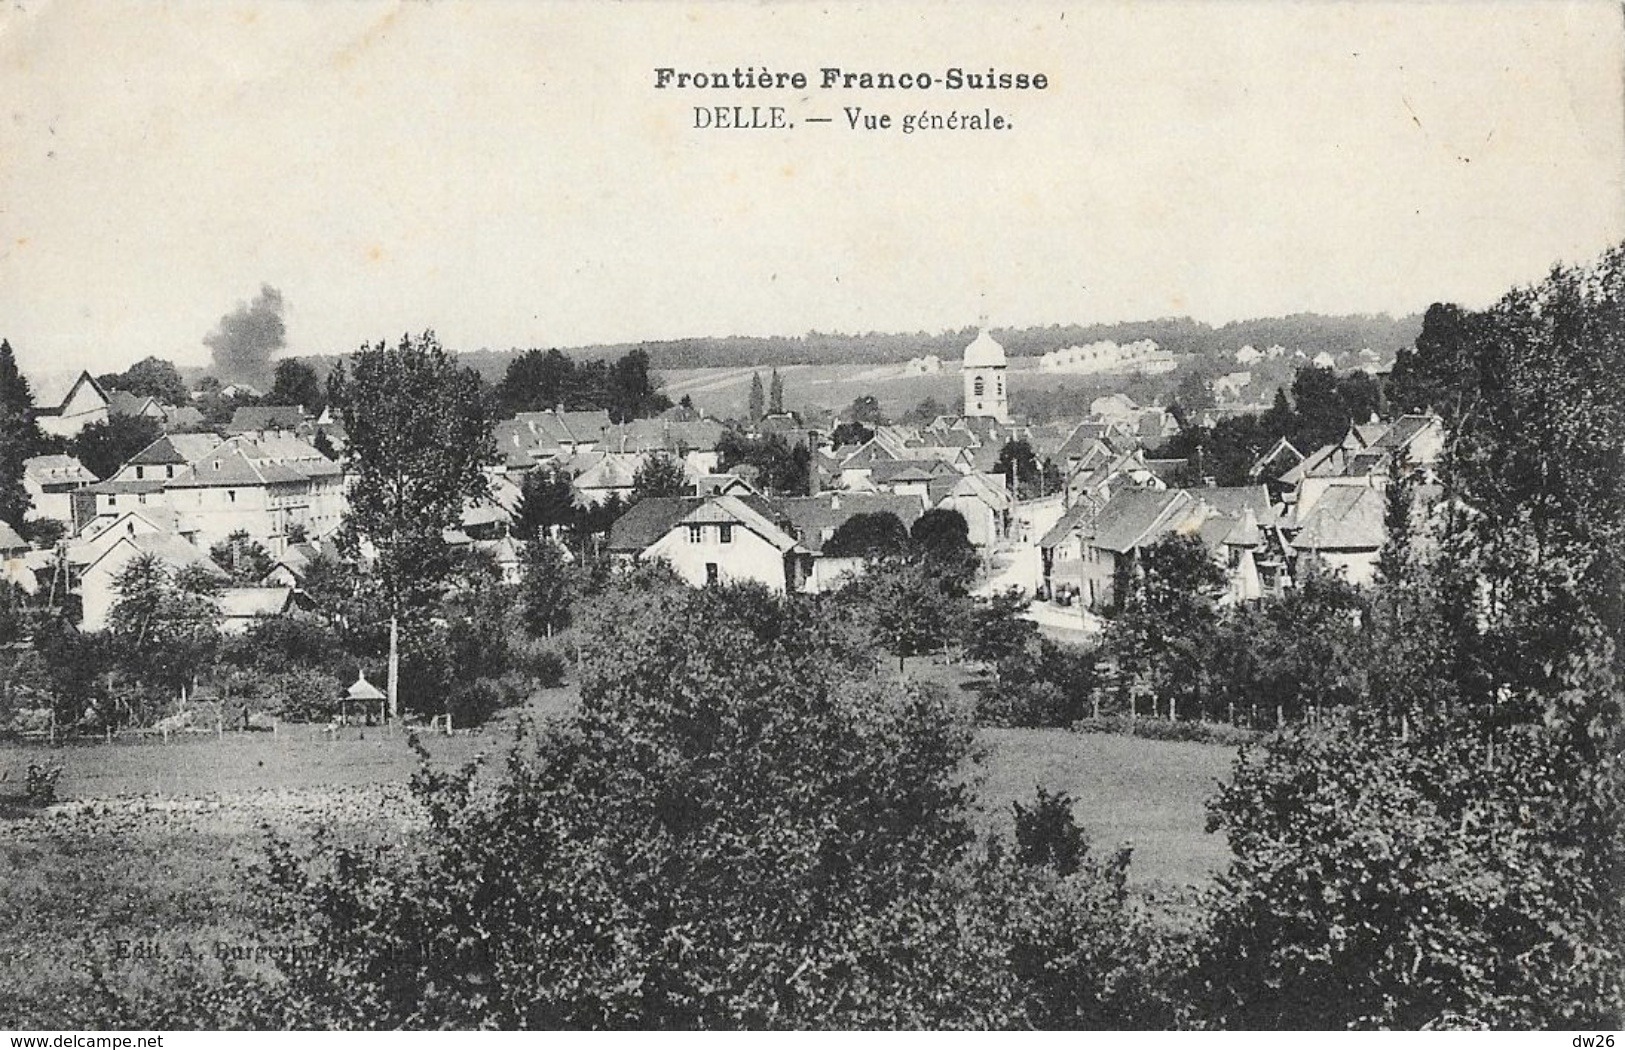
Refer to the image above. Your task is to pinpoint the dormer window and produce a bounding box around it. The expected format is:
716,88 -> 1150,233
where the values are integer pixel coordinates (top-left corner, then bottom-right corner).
687,524 -> 702,543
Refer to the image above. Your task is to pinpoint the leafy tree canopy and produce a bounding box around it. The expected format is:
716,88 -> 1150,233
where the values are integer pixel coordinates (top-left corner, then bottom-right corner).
69,414 -> 161,482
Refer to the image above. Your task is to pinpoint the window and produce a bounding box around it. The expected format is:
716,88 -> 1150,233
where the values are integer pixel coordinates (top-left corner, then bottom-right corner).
135,466 -> 145,480
687,524 -> 703,543
705,563 -> 719,586
719,524 -> 733,544
996,375 -> 1004,395
973,376 -> 985,397
228,490 -> 237,503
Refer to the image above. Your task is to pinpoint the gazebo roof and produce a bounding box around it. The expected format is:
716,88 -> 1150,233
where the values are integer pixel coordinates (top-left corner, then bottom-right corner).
346,674 -> 386,702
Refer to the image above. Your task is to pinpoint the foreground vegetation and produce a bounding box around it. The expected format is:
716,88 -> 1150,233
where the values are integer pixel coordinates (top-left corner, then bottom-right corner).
0,248 -> 1618,1030
0,694 -> 1228,1028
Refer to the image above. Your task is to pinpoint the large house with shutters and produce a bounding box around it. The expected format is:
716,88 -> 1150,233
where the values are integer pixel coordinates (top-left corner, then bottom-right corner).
608,494 -> 808,593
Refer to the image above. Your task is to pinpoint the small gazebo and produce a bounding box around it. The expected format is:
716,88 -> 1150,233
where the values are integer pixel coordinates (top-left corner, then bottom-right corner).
342,673 -> 387,726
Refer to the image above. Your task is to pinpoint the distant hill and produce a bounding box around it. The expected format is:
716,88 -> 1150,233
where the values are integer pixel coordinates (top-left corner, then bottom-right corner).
218,312 -> 1422,386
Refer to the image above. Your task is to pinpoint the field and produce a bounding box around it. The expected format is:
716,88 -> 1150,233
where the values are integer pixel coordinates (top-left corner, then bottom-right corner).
659,360 -> 1140,422
0,682 -> 1235,1026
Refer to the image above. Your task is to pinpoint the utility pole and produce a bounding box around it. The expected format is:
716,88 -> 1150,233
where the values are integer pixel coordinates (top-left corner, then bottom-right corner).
387,614 -> 399,721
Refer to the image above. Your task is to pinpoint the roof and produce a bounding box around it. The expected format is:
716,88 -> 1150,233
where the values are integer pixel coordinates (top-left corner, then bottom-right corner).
776,492 -> 925,554
607,496 -> 702,552
666,419 -> 727,451
942,472 -> 1012,511
225,406 -> 305,434
1353,423 -> 1388,447
1089,488 -> 1197,554
871,458 -> 956,485
573,453 -> 642,491
84,478 -> 168,495
233,433 -> 343,476
1188,485 -> 1273,522
220,586 -> 294,618
1038,497 -> 1101,549
106,391 -> 160,417
29,371 -> 107,413
168,450 -> 302,488
346,675 -> 386,701
1058,422 -> 1121,460
86,532 -> 228,578
1371,414 -> 1438,452
24,454 -> 97,484
1223,506 -> 1264,548
679,495 -> 801,552
1279,443 -> 1341,486
461,501 -> 509,528
962,329 -> 1007,369
164,405 -> 206,429
72,508 -> 191,559
1345,450 -> 1392,477
1142,458 -> 1188,486
127,433 -> 225,467
0,520 -> 27,551
696,473 -> 757,496
476,535 -> 521,563
1249,437 -> 1304,480
1292,485 -> 1385,550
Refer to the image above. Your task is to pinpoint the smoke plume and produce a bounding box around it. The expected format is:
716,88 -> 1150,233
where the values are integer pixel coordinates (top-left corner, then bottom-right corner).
204,284 -> 286,385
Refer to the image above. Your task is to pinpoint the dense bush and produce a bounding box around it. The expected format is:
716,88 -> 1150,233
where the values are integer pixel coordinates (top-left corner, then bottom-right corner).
1012,787 -> 1086,876
976,639 -> 1097,729
91,581 -> 1169,1029
1071,715 -> 1259,747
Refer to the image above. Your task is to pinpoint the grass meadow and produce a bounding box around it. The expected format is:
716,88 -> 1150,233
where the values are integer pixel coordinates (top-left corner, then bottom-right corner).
0,677 -> 1236,1026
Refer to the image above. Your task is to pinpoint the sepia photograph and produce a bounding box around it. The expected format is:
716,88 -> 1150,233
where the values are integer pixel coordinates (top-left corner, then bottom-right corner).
0,0 -> 1622,1034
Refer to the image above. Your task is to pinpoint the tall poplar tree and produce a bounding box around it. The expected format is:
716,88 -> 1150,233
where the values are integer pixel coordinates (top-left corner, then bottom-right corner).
748,371 -> 765,422
769,369 -> 784,415
328,331 -> 496,717
0,340 -> 44,525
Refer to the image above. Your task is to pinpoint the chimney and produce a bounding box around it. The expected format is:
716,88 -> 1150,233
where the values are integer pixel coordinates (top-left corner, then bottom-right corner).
830,494 -> 840,511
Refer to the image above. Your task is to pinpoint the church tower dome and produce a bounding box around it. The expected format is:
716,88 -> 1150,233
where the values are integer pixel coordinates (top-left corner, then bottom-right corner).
962,328 -> 1010,422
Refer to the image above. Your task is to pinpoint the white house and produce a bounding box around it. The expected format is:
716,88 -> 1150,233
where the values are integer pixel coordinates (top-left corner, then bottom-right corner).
23,454 -> 97,523
607,494 -> 809,593
31,371 -> 110,439
78,531 -> 227,631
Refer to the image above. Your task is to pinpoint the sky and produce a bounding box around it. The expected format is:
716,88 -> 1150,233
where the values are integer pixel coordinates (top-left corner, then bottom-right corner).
1,0 -> 1622,376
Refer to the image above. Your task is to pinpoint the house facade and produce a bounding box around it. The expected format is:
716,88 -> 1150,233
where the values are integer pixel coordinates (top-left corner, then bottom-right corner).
23,454 -> 98,523
31,371 -> 110,439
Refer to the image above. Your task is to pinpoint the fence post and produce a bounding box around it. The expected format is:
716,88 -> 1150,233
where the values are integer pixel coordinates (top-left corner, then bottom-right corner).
1276,704 -> 1283,728
1092,694 -> 1100,719
1227,700 -> 1235,725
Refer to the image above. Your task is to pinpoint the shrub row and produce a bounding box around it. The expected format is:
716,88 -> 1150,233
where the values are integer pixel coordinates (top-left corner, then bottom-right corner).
1071,714 -> 1260,747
